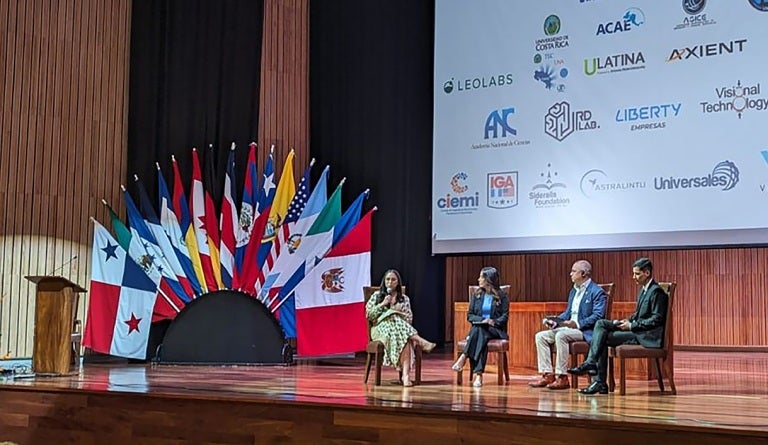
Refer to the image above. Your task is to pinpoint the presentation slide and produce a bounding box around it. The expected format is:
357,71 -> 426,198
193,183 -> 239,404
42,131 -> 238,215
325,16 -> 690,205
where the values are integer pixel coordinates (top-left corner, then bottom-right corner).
432,0 -> 768,254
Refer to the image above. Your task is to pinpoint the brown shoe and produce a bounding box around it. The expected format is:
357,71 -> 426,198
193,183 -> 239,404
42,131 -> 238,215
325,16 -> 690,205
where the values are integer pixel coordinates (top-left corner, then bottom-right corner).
546,375 -> 571,390
528,373 -> 556,388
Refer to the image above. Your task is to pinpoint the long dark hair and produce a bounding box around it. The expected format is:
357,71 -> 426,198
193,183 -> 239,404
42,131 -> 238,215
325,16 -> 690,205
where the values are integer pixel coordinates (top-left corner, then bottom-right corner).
377,269 -> 405,304
473,266 -> 503,303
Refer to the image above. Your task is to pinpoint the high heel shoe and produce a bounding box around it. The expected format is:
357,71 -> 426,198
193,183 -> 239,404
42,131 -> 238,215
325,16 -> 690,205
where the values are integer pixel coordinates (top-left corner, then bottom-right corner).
472,376 -> 483,388
451,356 -> 466,372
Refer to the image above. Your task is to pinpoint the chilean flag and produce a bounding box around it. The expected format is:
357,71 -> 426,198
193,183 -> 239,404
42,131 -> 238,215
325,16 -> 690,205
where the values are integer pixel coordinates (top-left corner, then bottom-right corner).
292,208 -> 375,356
83,221 -> 158,360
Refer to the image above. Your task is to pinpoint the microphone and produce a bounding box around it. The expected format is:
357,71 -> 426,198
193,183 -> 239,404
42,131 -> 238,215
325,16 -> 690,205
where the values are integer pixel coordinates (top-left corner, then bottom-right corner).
385,287 -> 392,294
49,255 -> 78,276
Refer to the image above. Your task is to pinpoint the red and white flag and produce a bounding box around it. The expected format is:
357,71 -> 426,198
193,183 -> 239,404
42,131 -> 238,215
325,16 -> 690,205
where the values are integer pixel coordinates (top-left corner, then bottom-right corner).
83,221 -> 158,360
292,209 -> 374,356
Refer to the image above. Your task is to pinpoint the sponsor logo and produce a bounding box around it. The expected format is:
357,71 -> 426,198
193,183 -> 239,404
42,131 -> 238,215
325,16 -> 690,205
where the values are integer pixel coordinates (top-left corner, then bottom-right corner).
700,80 -> 766,119
749,0 -> 768,11
675,0 -> 715,29
443,74 -> 513,94
488,172 -> 518,209
596,8 -> 645,35
544,101 -> 599,141
615,103 -> 682,131
580,169 -> 646,197
535,15 -> 569,51
321,268 -> 345,293
436,172 -> 479,215
474,107 -> 531,149
584,51 -> 645,75
529,163 -> 570,208
654,161 -> 739,191
760,150 -> 768,192
534,64 -> 569,92
667,39 -> 747,62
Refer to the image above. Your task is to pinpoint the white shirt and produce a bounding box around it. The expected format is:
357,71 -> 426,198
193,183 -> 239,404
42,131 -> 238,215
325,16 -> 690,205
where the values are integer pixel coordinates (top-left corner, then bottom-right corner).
569,279 -> 592,327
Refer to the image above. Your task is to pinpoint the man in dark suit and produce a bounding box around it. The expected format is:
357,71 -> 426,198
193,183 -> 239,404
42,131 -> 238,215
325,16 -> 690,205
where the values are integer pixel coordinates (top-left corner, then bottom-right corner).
567,257 -> 668,395
529,260 -> 607,390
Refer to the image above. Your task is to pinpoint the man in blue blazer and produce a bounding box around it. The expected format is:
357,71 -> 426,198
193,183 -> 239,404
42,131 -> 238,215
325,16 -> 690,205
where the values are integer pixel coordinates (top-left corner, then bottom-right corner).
529,260 -> 607,390
568,257 -> 669,395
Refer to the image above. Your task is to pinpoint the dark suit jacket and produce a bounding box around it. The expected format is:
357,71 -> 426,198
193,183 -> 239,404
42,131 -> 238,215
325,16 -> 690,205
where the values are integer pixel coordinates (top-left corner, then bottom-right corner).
467,289 -> 509,340
629,280 -> 669,348
554,280 -> 607,343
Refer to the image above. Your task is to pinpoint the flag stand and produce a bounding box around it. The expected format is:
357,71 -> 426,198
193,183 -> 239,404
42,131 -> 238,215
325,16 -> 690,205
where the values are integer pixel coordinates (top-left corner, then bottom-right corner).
157,290 -> 293,365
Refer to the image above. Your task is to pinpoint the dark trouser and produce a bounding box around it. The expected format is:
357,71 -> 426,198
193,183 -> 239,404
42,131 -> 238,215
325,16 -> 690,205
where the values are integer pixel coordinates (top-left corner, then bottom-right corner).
461,325 -> 505,374
585,319 -> 638,383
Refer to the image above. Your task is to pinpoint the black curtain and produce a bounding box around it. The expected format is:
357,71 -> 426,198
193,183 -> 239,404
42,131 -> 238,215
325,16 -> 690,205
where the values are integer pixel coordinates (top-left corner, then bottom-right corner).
309,1 -> 444,344
127,0 -> 264,205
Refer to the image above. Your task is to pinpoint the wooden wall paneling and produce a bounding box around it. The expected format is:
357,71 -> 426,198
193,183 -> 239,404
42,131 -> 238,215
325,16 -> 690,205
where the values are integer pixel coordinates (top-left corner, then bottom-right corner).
447,247 -> 768,348
0,0 -> 131,357
258,0 -> 309,180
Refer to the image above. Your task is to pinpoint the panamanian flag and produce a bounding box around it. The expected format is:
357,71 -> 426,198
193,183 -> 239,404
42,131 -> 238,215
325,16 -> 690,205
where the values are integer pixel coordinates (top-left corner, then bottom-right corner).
83,221 -> 158,360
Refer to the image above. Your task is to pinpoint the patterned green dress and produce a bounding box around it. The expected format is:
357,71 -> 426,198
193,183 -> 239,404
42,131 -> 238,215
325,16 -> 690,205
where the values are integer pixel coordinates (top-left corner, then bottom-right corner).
365,292 -> 418,368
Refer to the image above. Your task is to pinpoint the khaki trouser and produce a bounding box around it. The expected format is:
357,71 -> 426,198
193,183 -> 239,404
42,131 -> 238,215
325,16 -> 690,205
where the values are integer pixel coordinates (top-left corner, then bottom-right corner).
534,327 -> 584,375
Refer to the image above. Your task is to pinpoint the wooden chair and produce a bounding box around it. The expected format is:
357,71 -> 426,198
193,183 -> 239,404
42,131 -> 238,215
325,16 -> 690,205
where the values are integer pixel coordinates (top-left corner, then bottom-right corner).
455,285 -> 511,386
608,282 -> 677,395
362,286 -> 423,386
557,282 -> 614,389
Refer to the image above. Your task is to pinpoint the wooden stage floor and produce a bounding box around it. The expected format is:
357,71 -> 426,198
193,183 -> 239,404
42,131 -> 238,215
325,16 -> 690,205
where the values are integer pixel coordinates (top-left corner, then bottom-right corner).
0,351 -> 767,444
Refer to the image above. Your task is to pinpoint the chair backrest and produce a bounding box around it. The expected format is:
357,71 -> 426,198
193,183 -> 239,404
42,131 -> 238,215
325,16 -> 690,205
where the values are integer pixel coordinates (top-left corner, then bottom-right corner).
467,285 -> 511,300
597,282 -> 615,319
657,282 -> 676,352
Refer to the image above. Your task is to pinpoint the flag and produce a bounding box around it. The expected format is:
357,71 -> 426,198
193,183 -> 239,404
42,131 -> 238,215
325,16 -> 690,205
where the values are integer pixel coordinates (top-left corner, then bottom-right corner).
157,162 -> 203,296
239,150 -> 276,293
259,165 -> 329,300
256,150 -> 295,284
219,143 -> 238,289
123,185 -> 192,303
172,155 -> 207,292
293,209 -> 375,356
235,143 -> 258,277
103,200 -> 184,321
83,221 -> 158,359
272,187 -> 368,321
270,185 -> 369,338
190,148 -> 219,292
260,159 -> 314,286
135,175 -> 196,299
262,174 -> 340,307
204,145 -> 224,289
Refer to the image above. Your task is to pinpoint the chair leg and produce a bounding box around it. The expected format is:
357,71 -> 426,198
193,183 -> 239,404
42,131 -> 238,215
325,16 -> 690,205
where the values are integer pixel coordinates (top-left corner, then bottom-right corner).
655,358 -> 665,393
364,353 -> 373,383
497,351 -> 503,385
663,357 -> 677,395
414,349 -> 422,385
374,352 -> 383,386
619,358 -> 626,396
456,350 -> 463,385
608,356 -> 615,393
570,353 -> 579,389
503,352 -> 510,382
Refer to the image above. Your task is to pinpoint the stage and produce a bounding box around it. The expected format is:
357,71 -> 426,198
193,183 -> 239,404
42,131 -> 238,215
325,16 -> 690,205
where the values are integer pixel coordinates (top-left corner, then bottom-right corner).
0,351 -> 766,444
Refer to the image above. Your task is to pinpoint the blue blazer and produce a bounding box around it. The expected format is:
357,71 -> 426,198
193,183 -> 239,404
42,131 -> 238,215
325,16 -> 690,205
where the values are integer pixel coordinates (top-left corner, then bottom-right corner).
554,280 -> 607,343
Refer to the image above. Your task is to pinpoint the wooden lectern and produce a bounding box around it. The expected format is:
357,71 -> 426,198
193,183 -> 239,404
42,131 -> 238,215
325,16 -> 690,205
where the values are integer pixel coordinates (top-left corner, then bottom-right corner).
25,275 -> 86,376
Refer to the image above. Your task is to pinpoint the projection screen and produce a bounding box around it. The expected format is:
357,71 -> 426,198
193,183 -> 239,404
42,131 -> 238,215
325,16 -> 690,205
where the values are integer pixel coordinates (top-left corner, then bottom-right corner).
432,0 -> 768,254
